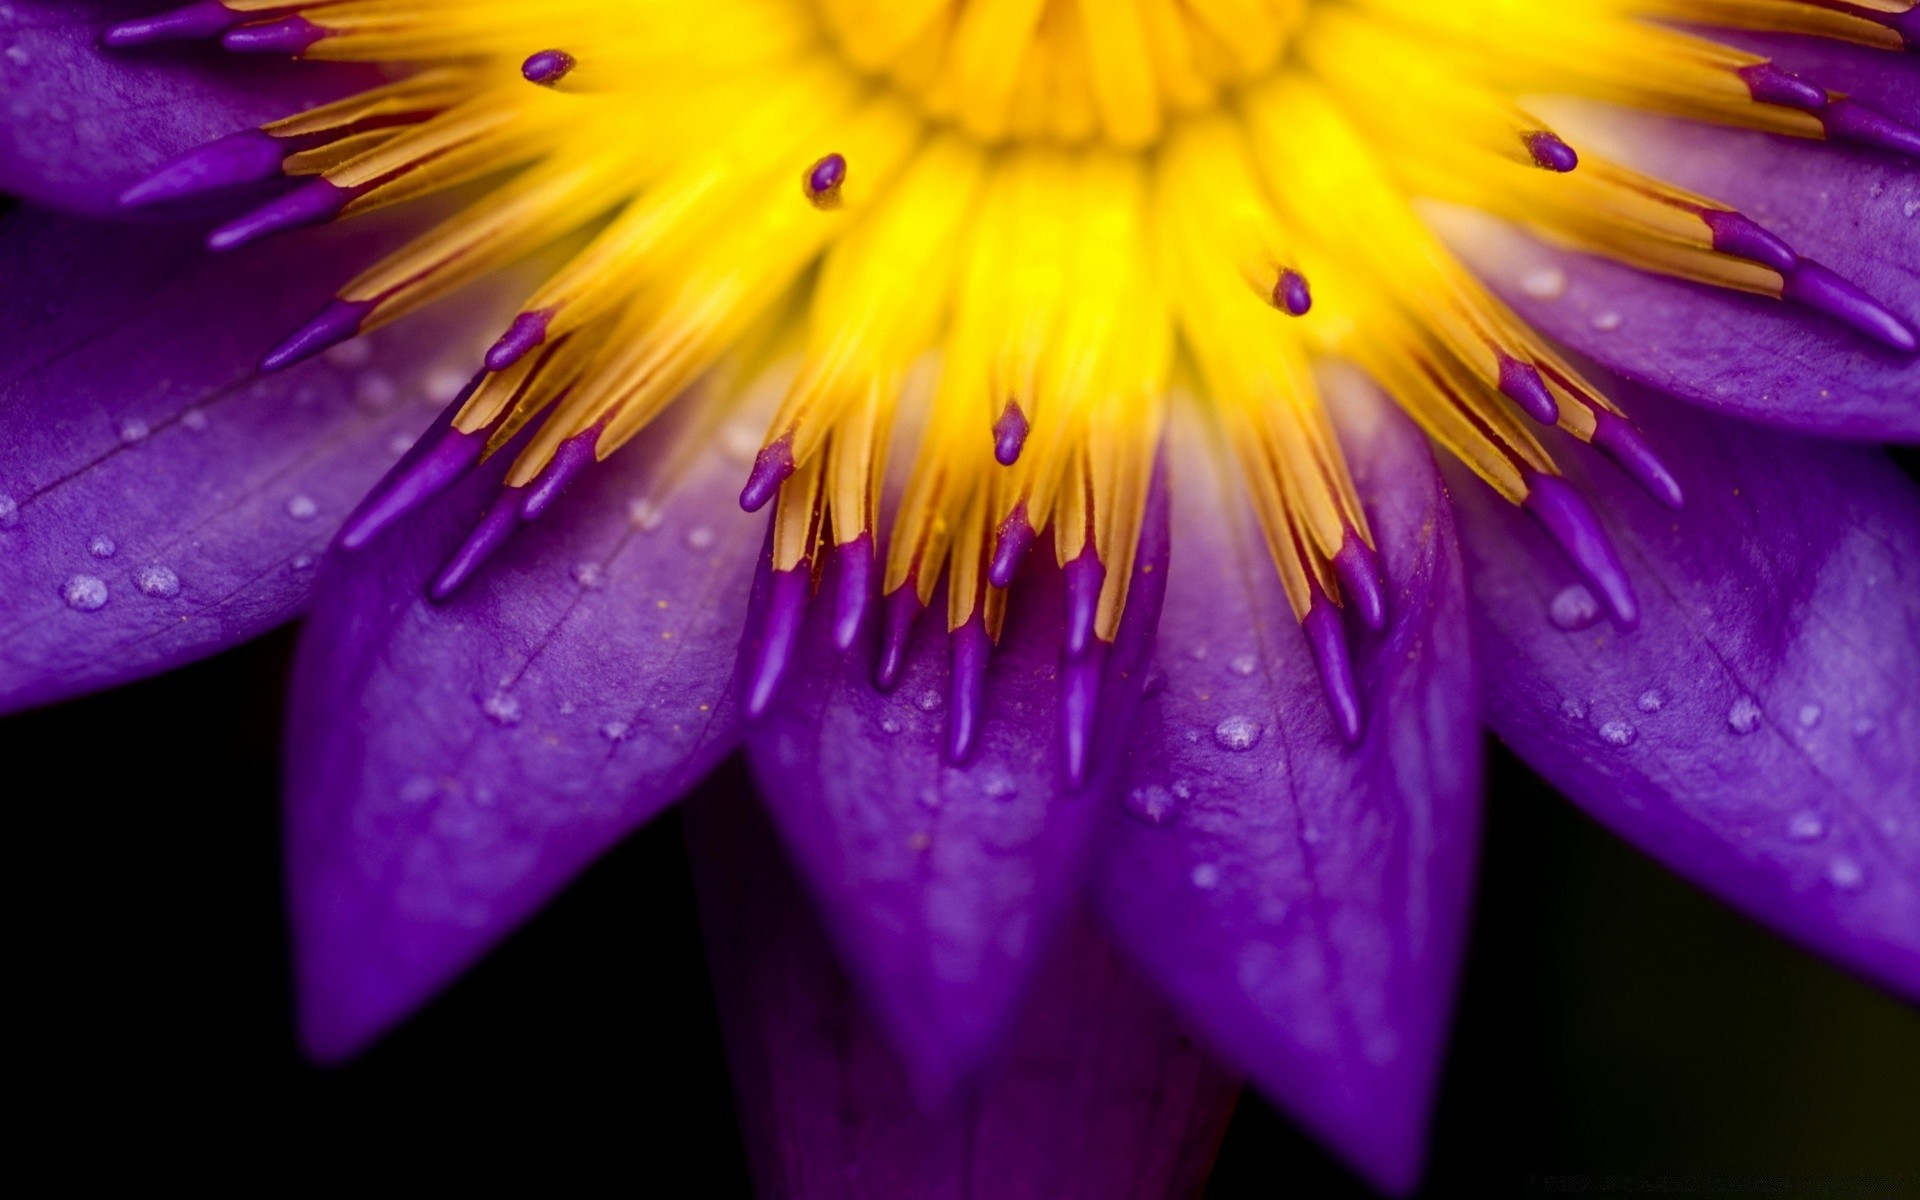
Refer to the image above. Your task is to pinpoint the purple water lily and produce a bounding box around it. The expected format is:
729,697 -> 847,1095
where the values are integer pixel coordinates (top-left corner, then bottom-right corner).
3,2 -> 1917,1195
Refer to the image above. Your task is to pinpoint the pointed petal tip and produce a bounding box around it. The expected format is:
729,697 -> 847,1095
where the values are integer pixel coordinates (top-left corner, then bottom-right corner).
874,585 -> 922,691
221,16 -> 326,56
118,130 -> 287,209
102,1 -> 240,48
944,616 -> 991,766
1304,586 -> 1364,743
208,178 -> 350,253
831,535 -> 875,652
1782,260 -> 1918,354
260,298 -> 374,373
1523,472 -> 1638,629
338,420 -> 486,551
746,566 -> 812,718
1334,532 -> 1388,632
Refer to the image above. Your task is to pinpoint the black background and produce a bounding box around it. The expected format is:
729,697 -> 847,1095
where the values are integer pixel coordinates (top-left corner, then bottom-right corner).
9,616 -> 1919,1196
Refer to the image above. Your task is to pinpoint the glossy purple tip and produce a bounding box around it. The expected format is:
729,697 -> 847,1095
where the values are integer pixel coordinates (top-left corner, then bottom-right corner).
1699,210 -> 1796,275
748,566 -> 812,717
1820,98 -> 1920,159
946,616 -> 993,765
1061,645 -> 1106,791
1523,471 -> 1638,629
804,153 -> 846,208
1303,585 -> 1363,744
1781,260 -> 1918,354
120,130 -> 290,208
988,506 -> 1035,589
222,15 -> 325,55
485,309 -> 553,371
521,49 -> 576,86
1522,130 -> 1578,173
1497,355 -> 1560,425
1063,547 -> 1106,661
520,425 -> 604,521
1333,531 -> 1387,632
260,298 -> 374,373
208,177 -> 351,252
430,493 -> 523,602
994,400 -> 1030,466
1591,413 -> 1684,512
1272,268 -> 1313,317
103,1 -> 240,46
1737,62 -> 1828,112
832,535 -> 875,652
339,397 -> 487,550
875,585 -> 924,692
739,435 -> 794,512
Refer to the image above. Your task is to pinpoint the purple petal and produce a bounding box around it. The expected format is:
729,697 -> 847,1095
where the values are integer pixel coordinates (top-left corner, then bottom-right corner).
1092,386 -> 1481,1195
0,2 -> 367,216
284,401 -> 768,1060
686,778 -> 1241,1199
0,206 -> 507,713
744,472 -> 1170,1105
1453,118 -> 1919,441
1454,384 -> 1920,1002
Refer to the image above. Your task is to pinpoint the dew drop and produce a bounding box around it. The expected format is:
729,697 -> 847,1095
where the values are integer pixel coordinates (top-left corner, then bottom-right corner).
386,432 -> 416,456
1560,697 -> 1588,721
1798,703 -> 1823,729
917,785 -> 941,810
1190,862 -> 1222,890
981,770 -> 1016,800
684,526 -> 716,550
0,493 -> 17,529
1187,643 -> 1209,661
135,564 -> 180,598
422,365 -> 470,406
323,338 -> 373,369
1213,715 -> 1263,752
1520,265 -> 1568,300
1905,199 -> 1920,219
1787,811 -> 1827,843
1591,311 -> 1622,332
285,494 -> 319,521
720,421 -> 761,464
117,418 -> 150,445
628,498 -> 665,531
352,372 -> 398,411
1827,856 -> 1865,891
61,574 -> 107,611
88,534 -> 116,559
1228,653 -> 1258,678
290,554 -> 315,572
1548,584 -> 1603,631
570,562 -> 606,590
1124,784 -> 1182,827
557,700 -> 577,715
1727,696 -> 1762,735
599,720 -> 630,742
180,408 -> 209,432
399,776 -> 436,805
917,689 -> 943,712
880,717 -> 902,734
1852,717 -> 1878,738
1636,689 -> 1664,714
5,43 -> 30,66
481,693 -> 522,726
1598,719 -> 1635,747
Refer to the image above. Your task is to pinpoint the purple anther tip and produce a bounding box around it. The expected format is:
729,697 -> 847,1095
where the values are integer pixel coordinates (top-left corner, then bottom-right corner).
945,616 -> 993,766
1061,646 -> 1106,791
521,49 -> 576,86
1523,130 -> 1579,173
1273,268 -> 1313,317
485,309 -> 553,372
340,422 -> 486,550
1699,210 -> 1797,275
104,2 -> 242,49
222,15 -> 325,56
1886,10 -> 1920,50
1497,355 -> 1560,425
1781,259 -> 1918,354
875,586 -> 924,692
120,130 -> 289,208
993,400 -> 1029,466
988,507 -> 1035,590
832,535 -> 875,652
1304,586 -> 1363,744
1063,548 -> 1107,661
739,436 -> 795,512
1523,472 -> 1639,629
1333,532 -> 1387,632
520,424 -> 605,521
1737,62 -> 1828,112
804,153 -> 846,208
1818,98 -> 1920,160
260,298 -> 374,373
208,177 -> 350,252
1592,413 -> 1684,512
430,494 -> 522,602
747,566 -> 812,718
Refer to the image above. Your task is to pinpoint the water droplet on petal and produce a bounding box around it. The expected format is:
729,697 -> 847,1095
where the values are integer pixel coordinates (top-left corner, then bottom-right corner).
323,338 -> 373,370
917,689 -> 943,712
1560,697 -> 1588,721
0,494 -> 17,529
1228,653 -> 1257,678
61,574 -> 107,611
181,408 -> 209,431
135,564 -> 180,598
1591,311 -> 1622,332
1852,716 -> 1878,737
981,769 -> 1016,800
1798,703 -> 1822,728
1827,856 -> 1865,891
387,432 -> 416,456
1520,265 -> 1568,300
117,418 -> 150,445
1599,719 -> 1635,747
627,498 -> 664,531
1213,716 -> 1262,752
684,526 -> 716,550
1728,696 -> 1762,735
1124,784 -> 1181,827
1548,584 -> 1603,631
1787,811 -> 1827,843
917,785 -> 941,810
285,494 -> 319,521
88,534 -> 116,559
570,562 -> 605,590
1636,689 -> 1664,714
1187,643 -> 1209,661
1190,862 -> 1222,890
880,716 -> 901,734
422,366 -> 470,405
353,372 -> 398,411
599,720 -> 630,741
290,554 -> 315,572
481,693 -> 522,726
